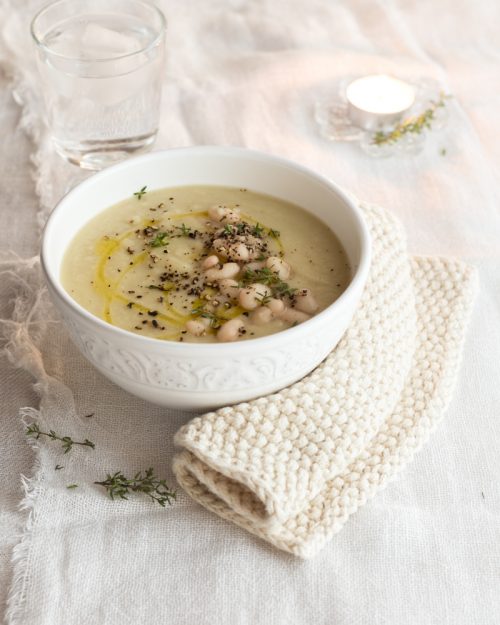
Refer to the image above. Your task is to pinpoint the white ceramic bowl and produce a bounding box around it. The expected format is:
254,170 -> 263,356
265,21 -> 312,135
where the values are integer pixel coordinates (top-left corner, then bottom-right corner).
41,147 -> 371,410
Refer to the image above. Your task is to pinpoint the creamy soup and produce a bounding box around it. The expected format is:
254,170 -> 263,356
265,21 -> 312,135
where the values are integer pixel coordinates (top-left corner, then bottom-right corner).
61,185 -> 351,342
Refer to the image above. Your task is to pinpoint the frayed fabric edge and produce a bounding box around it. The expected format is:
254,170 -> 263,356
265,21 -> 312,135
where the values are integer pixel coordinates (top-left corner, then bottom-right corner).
4,408 -> 46,625
0,3 -> 69,616
0,255 -> 53,624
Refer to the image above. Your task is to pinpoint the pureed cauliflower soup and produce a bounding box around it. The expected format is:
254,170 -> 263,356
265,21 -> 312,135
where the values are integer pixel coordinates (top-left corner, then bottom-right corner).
61,185 -> 351,342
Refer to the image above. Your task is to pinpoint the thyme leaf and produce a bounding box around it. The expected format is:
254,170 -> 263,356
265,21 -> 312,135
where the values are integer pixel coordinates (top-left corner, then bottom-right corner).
148,284 -> 173,292
190,305 -> 206,315
95,468 -> 176,507
133,185 -> 147,200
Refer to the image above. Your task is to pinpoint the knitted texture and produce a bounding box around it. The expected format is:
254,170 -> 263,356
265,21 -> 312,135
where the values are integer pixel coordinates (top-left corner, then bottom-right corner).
173,203 -> 477,558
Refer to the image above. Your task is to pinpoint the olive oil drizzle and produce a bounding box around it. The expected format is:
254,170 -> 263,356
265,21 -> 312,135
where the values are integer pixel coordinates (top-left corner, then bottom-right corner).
95,230 -> 183,332
92,206 -> 284,339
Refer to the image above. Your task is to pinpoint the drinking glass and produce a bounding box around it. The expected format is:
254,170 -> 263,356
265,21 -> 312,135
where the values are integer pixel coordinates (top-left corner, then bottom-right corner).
31,0 -> 166,170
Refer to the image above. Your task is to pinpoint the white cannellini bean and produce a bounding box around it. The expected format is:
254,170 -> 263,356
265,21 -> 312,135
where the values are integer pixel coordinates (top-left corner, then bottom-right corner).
218,278 -> 240,299
266,298 -> 285,315
201,255 -> 219,269
208,205 -> 240,224
278,307 -> 310,324
249,307 -> 273,325
207,206 -> 226,222
185,320 -> 207,336
246,246 -> 264,261
227,242 -> 250,262
212,238 -> 226,253
212,239 -> 249,262
205,262 -> 240,281
222,208 -> 240,224
243,260 -> 265,272
238,283 -> 272,310
265,256 -> 291,280
294,288 -> 319,314
217,318 -> 246,342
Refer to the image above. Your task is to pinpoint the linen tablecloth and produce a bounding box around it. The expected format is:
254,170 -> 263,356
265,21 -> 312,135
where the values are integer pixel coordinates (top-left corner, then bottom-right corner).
0,0 -> 499,623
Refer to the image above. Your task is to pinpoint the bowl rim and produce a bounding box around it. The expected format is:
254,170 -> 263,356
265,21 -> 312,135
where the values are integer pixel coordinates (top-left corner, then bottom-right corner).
41,145 -> 371,351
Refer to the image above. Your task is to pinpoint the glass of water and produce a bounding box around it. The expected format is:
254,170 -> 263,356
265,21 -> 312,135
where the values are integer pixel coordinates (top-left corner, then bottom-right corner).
31,0 -> 166,170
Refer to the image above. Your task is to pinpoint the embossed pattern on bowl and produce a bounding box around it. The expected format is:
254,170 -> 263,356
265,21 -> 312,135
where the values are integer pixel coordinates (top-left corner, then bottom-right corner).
41,147 -> 371,409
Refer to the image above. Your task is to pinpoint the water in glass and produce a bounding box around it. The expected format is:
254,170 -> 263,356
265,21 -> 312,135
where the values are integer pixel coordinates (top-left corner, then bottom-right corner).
34,7 -> 165,170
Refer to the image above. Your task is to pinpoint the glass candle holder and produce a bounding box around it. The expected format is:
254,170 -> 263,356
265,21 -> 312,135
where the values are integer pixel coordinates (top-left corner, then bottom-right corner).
315,76 -> 449,157
31,0 -> 166,170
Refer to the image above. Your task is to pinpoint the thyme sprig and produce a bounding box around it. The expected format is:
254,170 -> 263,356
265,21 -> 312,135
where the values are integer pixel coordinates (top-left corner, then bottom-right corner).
176,223 -> 192,236
191,305 -> 222,328
26,422 -> 95,453
133,185 -> 147,200
95,468 -> 176,507
221,222 -> 265,238
150,231 -> 169,247
251,223 -> 264,238
372,93 -> 449,146
241,267 -> 296,298
255,292 -> 272,305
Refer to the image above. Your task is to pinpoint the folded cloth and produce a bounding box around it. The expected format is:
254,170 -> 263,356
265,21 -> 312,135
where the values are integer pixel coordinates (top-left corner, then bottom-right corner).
173,203 -> 477,558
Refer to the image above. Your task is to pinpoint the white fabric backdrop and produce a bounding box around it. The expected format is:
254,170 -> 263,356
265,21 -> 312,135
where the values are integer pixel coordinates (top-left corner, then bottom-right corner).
0,0 -> 499,623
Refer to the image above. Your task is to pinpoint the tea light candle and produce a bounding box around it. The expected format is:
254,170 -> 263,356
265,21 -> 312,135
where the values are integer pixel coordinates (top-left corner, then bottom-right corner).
346,74 -> 415,130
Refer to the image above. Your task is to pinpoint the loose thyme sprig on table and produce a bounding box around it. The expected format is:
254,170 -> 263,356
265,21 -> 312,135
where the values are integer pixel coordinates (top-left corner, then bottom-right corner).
25,425 -> 175,507
25,422 -> 95,453
372,93 -> 450,146
95,468 -> 176,507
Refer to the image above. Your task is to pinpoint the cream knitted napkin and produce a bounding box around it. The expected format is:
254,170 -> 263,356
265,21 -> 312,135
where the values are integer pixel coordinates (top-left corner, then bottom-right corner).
173,202 -> 477,558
